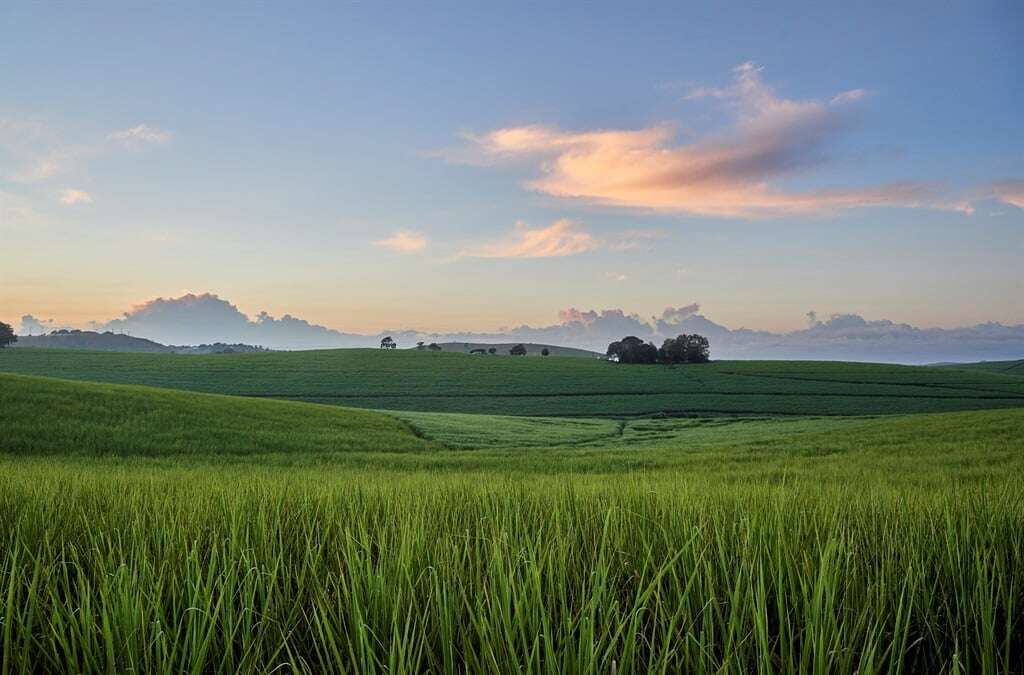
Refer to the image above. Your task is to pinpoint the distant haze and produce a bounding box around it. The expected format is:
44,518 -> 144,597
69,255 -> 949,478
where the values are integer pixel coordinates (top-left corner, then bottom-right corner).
14,292 -> 1024,364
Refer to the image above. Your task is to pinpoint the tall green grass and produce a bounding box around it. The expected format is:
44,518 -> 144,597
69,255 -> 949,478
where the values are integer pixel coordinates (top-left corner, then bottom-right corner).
0,465 -> 1021,674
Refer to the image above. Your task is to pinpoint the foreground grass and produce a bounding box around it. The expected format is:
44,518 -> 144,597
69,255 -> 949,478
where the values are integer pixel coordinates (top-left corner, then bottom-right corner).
0,465 -> 1021,674
4,347 -> 1024,416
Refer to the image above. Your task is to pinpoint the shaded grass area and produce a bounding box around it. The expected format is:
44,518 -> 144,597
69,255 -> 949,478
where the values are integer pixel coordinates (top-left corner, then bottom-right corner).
3,347 -> 1024,416
0,464 -> 1021,674
0,373 -> 437,456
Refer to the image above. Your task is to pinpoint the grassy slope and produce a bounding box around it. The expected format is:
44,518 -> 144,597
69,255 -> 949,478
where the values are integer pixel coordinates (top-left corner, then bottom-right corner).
3,347 -> 1024,416
3,372 -> 1023,483
0,373 -> 436,457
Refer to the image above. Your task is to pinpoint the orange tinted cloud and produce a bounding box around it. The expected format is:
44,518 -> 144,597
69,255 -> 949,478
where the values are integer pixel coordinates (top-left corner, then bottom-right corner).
467,63 -> 939,217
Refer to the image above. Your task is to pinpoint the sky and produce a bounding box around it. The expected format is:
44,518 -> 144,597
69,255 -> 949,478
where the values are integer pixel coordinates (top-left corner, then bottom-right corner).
2,1 -> 1022,339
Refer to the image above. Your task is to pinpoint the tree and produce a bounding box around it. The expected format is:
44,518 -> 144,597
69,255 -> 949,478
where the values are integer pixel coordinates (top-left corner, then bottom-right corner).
427,343 -> 442,351
541,348 -> 550,356
509,344 -> 527,356
683,334 -> 710,363
658,336 -> 687,364
416,341 -> 425,350
487,347 -> 497,355
606,335 -> 657,364
0,322 -> 15,349
658,334 -> 711,364
380,336 -> 397,350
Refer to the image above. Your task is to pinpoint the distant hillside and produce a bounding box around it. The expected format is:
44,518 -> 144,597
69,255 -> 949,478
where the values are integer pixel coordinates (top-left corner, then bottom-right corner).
13,330 -> 268,354
14,331 -> 172,352
421,342 -> 602,358
933,359 -> 1024,376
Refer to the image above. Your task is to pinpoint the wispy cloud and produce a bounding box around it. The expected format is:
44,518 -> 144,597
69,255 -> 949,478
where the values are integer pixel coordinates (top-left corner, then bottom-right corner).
60,188 -> 93,205
106,124 -> 174,147
991,180 -> 1024,209
462,219 -> 602,258
2,116 -> 173,185
453,63 -> 950,218
460,220 -> 664,259
374,230 -> 428,253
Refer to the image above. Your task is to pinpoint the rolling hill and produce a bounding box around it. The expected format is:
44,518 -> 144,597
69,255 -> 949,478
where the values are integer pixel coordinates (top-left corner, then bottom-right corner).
0,372 -> 435,457
3,347 -> 1024,417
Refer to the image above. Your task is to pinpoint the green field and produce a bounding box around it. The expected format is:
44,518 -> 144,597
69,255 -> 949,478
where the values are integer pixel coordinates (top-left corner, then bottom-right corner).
3,347 -> 1024,416
2,350 -> 1023,673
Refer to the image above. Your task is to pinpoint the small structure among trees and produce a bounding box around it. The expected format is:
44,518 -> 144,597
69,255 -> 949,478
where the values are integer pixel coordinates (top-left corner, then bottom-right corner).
606,334 -> 709,364
509,344 -> 527,356
380,336 -> 397,350
605,336 -> 658,364
0,321 -> 16,349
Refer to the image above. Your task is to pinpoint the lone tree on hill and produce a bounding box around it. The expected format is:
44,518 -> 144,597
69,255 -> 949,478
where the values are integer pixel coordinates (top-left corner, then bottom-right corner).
541,348 -> 550,356
488,347 -> 497,354
0,321 -> 16,348
509,344 -> 527,356
380,336 -> 397,350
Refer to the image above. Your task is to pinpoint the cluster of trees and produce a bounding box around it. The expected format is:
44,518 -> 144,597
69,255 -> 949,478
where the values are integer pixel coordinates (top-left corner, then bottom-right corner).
606,334 -> 710,364
380,336 -> 398,350
0,321 -> 15,348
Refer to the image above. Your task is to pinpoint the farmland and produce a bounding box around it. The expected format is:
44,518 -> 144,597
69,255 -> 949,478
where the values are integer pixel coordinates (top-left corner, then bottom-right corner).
1,350 -> 1024,673
3,347 -> 1024,416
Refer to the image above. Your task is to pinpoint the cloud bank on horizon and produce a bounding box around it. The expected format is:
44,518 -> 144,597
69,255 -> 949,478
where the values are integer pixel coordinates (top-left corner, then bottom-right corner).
14,292 -> 1024,364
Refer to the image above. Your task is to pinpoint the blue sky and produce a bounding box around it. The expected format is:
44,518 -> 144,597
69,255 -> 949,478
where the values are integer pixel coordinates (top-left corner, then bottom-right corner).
2,1 -> 1021,334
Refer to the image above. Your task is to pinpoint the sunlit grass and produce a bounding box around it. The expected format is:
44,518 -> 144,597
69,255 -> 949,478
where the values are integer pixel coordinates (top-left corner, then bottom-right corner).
0,465 -> 1021,674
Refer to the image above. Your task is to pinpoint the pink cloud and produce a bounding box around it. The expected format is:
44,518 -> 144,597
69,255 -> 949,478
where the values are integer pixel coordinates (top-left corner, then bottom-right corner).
374,230 -> 428,253
463,219 -> 602,258
463,63 -> 945,218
